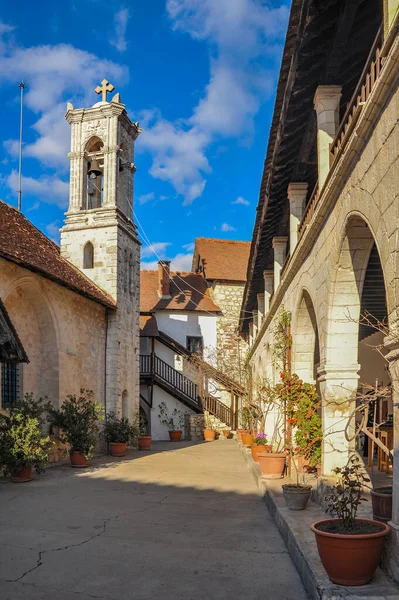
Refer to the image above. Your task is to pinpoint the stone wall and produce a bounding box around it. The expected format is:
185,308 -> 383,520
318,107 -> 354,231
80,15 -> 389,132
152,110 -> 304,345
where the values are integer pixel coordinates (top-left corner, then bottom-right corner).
0,258 -> 107,409
210,282 -> 248,383
185,411 -> 231,440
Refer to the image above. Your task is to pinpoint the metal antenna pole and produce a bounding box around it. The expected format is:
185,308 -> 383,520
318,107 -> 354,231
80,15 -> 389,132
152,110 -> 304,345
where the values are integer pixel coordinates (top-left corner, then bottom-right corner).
17,81 -> 26,212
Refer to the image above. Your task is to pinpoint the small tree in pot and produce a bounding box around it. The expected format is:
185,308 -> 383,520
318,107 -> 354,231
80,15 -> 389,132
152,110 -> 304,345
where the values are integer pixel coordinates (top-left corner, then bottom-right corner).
49,389 -> 103,467
311,456 -> 390,586
158,402 -> 186,441
102,412 -> 138,457
137,409 -> 152,450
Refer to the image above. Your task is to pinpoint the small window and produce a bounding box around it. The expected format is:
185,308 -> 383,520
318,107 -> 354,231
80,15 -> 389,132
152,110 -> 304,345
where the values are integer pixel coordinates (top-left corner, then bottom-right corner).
1,363 -> 19,409
83,242 -> 94,269
187,336 -> 203,356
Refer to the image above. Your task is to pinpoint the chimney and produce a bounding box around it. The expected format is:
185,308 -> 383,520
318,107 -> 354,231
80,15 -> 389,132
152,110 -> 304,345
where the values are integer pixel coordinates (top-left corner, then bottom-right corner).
158,260 -> 171,298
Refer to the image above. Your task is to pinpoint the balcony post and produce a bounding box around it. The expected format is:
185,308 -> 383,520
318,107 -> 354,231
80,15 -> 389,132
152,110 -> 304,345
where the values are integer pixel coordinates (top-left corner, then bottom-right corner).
288,182 -> 308,252
272,236 -> 288,290
313,85 -> 342,187
263,270 -> 274,314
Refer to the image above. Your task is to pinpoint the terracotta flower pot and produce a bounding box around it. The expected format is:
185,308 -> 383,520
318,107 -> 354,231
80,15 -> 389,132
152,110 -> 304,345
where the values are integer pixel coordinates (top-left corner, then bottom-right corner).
11,466 -> 32,483
109,441 -> 127,457
250,444 -> 270,461
169,430 -> 182,441
311,518 -> 390,585
203,429 -> 216,441
138,436 -> 152,450
237,429 -> 249,442
282,484 -> 312,511
241,433 -> 254,446
258,452 -> 286,479
70,451 -> 88,468
223,430 -> 231,438
371,487 -> 393,523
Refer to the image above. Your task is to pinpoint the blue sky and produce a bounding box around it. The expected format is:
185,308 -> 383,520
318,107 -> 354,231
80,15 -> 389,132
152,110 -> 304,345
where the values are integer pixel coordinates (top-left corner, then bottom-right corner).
0,0 -> 289,271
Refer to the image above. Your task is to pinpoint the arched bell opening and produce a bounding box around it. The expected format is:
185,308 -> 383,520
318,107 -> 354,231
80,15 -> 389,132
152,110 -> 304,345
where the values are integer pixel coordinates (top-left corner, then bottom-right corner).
85,137 -> 104,209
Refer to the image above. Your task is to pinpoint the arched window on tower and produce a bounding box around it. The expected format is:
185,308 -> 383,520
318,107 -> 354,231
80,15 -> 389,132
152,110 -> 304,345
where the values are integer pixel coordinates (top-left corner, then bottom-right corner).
83,242 -> 94,269
85,137 -> 104,210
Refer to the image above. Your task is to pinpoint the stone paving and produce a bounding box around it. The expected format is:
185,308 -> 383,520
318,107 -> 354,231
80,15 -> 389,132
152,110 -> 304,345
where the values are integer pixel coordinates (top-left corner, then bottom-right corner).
0,440 -> 308,600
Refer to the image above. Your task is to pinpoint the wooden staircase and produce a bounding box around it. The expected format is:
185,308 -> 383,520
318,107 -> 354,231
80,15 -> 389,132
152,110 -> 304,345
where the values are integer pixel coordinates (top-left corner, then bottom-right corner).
140,354 -> 236,427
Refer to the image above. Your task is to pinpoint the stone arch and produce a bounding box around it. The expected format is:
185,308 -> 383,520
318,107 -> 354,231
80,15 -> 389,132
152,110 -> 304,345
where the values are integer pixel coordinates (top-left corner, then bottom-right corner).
85,136 -> 104,210
83,241 -> 94,269
3,278 -> 59,406
292,289 -> 320,383
320,213 -> 389,472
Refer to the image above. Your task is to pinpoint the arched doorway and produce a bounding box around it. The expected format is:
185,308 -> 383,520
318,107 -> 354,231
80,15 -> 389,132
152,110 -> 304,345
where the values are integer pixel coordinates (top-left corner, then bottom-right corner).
322,215 -> 390,473
4,279 -> 59,406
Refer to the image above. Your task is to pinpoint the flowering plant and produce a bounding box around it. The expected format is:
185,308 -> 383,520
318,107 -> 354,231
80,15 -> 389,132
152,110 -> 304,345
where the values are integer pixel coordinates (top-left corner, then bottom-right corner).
253,433 -> 269,446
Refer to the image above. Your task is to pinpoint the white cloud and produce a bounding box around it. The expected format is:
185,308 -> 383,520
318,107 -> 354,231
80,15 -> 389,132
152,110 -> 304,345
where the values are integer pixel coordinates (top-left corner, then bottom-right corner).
183,242 -> 195,251
0,34 -> 127,170
221,222 -> 236,232
6,170 -> 69,208
110,9 -> 130,53
138,191 -> 155,205
141,241 -> 171,260
46,220 -> 61,244
141,251 -> 193,272
137,0 -> 288,204
233,196 -> 249,206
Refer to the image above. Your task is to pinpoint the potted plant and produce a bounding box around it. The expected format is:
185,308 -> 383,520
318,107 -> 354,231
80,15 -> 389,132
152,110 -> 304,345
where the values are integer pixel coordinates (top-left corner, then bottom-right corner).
370,485 -> 392,524
138,410 -> 152,450
102,412 -> 137,457
237,429 -> 249,442
251,433 -> 271,461
258,451 -> 287,479
311,456 -> 390,585
223,429 -> 231,438
49,389 -> 103,467
241,431 -> 254,446
281,453 -> 312,510
0,393 -> 52,482
0,411 -> 51,482
203,426 -> 216,441
158,402 -> 186,441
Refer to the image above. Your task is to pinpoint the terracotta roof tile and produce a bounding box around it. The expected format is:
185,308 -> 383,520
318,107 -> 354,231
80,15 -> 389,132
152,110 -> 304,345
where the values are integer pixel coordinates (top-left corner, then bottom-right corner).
192,238 -> 251,282
140,270 -> 220,313
0,201 -> 116,309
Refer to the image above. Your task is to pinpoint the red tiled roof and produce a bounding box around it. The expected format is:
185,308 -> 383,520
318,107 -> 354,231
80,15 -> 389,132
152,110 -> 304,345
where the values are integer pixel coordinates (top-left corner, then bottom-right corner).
0,201 -> 116,309
140,270 -> 221,313
192,238 -> 251,282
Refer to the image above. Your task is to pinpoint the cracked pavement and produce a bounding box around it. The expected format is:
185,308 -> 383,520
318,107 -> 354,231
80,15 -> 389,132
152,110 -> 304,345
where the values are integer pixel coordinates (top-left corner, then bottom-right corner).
0,440 -> 308,599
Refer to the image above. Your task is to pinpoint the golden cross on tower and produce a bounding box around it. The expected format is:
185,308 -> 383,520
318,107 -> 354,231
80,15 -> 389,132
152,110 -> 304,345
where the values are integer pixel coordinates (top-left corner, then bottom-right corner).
94,79 -> 115,102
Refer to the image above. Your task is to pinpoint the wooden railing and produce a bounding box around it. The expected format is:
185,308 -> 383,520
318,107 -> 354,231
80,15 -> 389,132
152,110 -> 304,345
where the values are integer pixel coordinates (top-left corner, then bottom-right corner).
140,354 -> 199,404
330,27 -> 383,163
297,184 -> 319,241
202,392 -> 233,428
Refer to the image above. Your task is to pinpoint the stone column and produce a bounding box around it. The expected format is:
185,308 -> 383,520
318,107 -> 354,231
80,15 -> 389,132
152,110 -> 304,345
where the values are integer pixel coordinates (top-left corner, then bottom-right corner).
272,237 -> 288,291
288,182 -> 308,252
317,363 -> 360,474
257,293 -> 265,328
263,270 -> 274,314
384,0 -> 399,37
383,335 -> 399,581
313,86 -> 342,188
252,310 -> 258,338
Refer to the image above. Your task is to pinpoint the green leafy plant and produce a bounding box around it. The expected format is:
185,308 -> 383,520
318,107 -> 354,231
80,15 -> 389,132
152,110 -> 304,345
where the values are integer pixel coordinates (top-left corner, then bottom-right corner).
158,402 -> 186,431
0,412 -> 51,475
102,412 -> 138,444
139,409 -> 149,436
48,389 -> 103,458
325,456 -> 369,530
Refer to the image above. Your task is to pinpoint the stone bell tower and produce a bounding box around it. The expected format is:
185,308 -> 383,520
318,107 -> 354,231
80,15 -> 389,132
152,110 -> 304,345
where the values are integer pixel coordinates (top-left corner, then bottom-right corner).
60,79 -> 141,419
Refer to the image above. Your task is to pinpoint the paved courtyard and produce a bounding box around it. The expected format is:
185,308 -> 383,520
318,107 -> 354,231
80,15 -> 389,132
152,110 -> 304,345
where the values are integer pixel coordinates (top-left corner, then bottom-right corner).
0,440 -> 307,599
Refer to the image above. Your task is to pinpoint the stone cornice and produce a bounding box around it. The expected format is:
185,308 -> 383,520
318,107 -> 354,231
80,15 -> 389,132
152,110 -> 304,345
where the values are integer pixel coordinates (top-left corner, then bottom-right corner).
65,104 -> 141,139
247,35 -> 399,361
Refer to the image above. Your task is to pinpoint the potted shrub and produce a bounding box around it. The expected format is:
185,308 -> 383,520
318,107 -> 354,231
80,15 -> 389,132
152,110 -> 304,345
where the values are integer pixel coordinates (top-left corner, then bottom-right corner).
258,451 -> 286,479
203,427 -> 216,441
103,412 -> 137,457
370,486 -> 392,524
138,410 -> 152,450
237,429 -> 249,442
281,455 -> 312,511
223,429 -> 231,438
49,389 -> 103,467
0,394 -> 52,482
158,402 -> 186,441
251,433 -> 271,461
241,431 -> 254,446
311,456 -> 390,586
